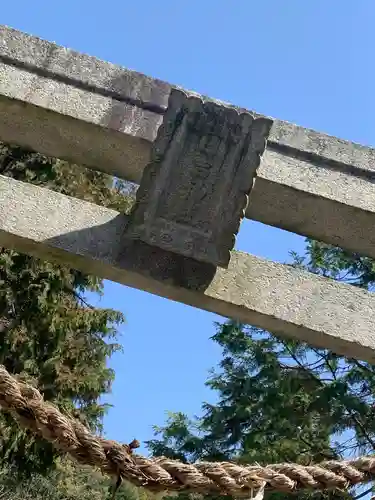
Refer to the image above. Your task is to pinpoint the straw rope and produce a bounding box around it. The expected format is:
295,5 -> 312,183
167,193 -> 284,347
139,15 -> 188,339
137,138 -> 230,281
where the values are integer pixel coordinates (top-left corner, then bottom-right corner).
0,365 -> 373,497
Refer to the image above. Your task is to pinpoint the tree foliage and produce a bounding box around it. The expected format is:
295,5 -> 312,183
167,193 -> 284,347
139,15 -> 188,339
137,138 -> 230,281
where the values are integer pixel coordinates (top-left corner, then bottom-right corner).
1,139 -> 374,500
0,458 -> 151,500
0,142 -> 134,474
148,240 -> 375,500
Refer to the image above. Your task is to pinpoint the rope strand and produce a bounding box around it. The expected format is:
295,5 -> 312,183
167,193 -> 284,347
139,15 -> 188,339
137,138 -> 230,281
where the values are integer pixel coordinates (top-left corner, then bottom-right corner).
0,365 -> 374,497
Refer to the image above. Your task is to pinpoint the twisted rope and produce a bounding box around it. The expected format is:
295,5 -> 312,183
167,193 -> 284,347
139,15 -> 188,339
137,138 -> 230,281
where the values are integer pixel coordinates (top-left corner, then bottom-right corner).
0,365 -> 374,497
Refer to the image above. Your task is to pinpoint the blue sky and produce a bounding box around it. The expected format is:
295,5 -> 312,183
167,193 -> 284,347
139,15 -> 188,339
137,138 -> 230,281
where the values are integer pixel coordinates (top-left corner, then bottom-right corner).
3,1 -> 375,455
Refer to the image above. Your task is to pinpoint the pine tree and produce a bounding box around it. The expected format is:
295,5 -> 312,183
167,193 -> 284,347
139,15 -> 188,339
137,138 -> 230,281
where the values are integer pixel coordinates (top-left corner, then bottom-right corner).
0,457 -> 152,500
148,240 -> 375,500
0,142 -> 135,475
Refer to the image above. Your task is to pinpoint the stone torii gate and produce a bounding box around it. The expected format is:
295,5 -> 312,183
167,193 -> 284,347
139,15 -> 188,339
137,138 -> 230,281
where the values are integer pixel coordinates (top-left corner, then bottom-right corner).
1,25 -> 375,363
1,24 -> 375,497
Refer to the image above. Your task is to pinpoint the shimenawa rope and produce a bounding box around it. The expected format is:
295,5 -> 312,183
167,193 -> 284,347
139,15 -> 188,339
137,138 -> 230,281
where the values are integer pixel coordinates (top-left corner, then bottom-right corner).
0,364 -> 374,497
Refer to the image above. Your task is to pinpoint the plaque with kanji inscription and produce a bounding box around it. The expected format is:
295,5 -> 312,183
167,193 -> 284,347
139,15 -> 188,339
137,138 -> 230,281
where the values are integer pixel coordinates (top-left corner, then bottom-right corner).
125,88 -> 273,267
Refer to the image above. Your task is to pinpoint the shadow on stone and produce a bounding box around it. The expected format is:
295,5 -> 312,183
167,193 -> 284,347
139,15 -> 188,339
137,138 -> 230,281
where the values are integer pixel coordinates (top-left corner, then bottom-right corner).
44,214 -> 216,293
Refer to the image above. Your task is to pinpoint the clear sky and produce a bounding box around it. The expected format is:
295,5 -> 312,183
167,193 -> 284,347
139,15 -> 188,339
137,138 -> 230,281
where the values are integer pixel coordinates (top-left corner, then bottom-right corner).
2,1 -> 375,456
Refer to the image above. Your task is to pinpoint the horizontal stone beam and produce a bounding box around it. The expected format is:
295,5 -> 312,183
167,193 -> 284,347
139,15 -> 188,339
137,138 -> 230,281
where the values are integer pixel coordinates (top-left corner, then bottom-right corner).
1,25 -> 375,260
0,25 -> 167,182
1,173 -> 375,364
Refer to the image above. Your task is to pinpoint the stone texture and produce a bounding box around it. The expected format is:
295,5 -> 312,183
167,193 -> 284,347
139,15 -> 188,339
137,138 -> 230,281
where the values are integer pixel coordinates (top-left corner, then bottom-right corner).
0,25 -> 170,110
248,148 -> 375,257
0,62 -> 161,181
268,118 -> 375,173
2,24 -> 375,262
2,174 -> 375,364
125,89 -> 272,267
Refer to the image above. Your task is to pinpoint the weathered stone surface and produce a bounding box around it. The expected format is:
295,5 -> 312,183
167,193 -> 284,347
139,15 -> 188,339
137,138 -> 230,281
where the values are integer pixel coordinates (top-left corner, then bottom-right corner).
2,24 -> 375,262
0,61 -> 162,181
2,174 -> 375,363
125,89 -> 272,267
0,25 -> 170,110
248,146 -> 375,255
268,118 -> 375,172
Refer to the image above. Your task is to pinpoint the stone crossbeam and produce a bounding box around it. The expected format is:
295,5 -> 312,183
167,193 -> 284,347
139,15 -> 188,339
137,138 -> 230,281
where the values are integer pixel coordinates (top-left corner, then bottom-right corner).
1,26 -> 375,259
1,173 -> 375,363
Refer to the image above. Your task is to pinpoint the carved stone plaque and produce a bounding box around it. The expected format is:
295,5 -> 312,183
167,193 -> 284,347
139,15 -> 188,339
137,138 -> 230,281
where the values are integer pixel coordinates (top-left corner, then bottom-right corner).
125,88 -> 273,267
